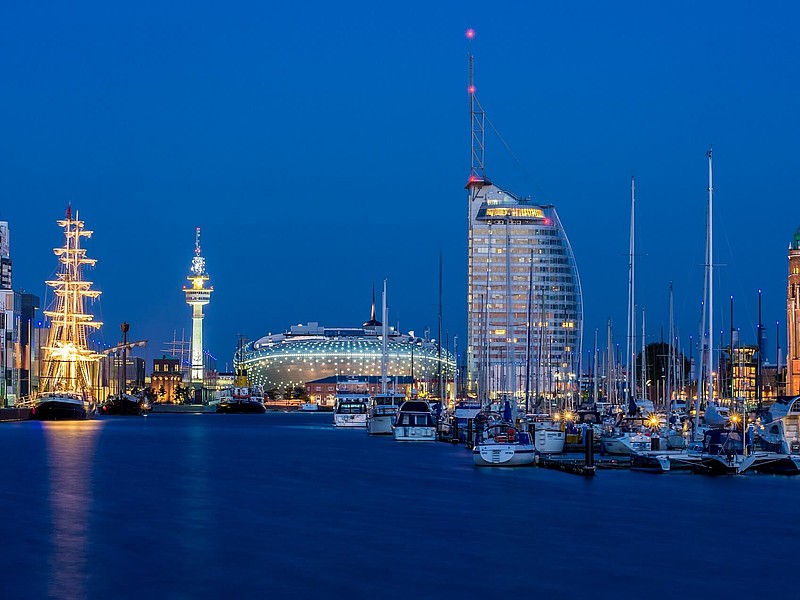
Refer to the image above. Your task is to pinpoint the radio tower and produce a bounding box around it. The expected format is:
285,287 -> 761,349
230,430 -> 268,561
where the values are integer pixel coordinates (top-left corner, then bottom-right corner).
183,228 -> 213,384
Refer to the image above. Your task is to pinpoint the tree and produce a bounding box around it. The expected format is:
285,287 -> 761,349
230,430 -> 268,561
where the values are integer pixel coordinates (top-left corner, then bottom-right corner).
143,386 -> 157,404
635,342 -> 691,398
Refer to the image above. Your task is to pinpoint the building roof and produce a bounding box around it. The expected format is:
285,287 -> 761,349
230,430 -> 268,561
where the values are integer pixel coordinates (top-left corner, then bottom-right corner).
305,375 -> 414,385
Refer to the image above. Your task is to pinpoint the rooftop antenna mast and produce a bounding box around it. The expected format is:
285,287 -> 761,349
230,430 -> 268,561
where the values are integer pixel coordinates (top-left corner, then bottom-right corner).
466,29 -> 489,185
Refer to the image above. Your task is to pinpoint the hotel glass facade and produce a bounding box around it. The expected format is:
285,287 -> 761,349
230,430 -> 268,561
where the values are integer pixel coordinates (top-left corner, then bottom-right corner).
467,183 -> 583,405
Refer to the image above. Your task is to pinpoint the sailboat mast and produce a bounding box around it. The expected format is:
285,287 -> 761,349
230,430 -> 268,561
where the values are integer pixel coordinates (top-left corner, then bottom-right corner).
593,328 -> 599,403
626,176 -> 636,412
524,250 -> 534,413
537,285 -> 545,404
706,149 -> 714,409
695,149 -> 713,435
667,282 -> 674,414
757,289 -> 763,410
505,215 -> 514,404
438,253 -> 444,404
381,279 -> 388,395
641,307 -> 646,408
607,319 -> 614,404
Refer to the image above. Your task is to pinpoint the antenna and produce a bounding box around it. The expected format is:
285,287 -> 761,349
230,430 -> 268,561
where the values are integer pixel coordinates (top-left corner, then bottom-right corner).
466,29 -> 488,187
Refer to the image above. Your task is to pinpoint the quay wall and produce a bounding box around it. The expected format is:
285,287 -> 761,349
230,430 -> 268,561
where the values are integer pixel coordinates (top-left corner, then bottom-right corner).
0,408 -> 31,422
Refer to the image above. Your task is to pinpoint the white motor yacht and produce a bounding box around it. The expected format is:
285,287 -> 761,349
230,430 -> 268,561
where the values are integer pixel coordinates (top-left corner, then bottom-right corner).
333,396 -> 368,427
367,393 -> 404,435
393,400 -> 436,441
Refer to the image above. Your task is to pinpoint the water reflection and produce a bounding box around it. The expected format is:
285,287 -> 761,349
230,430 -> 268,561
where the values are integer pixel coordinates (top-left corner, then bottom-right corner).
42,421 -> 103,600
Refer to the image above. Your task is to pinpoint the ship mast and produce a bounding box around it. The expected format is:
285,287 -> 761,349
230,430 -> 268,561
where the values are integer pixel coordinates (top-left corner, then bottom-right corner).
695,149 -> 714,435
626,176 -> 636,414
42,206 -> 103,395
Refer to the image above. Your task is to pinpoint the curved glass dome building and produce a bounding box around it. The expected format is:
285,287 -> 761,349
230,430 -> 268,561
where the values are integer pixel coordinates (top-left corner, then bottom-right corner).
236,320 -> 455,395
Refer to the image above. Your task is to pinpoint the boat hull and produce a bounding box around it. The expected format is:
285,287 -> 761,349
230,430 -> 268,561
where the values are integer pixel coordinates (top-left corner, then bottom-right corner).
630,451 -> 671,473
601,437 -> 632,455
333,414 -> 367,427
473,443 -> 535,466
150,403 -> 216,413
31,399 -> 88,421
393,425 -> 436,441
533,428 -> 566,454
99,396 -> 145,416
217,400 -> 266,414
694,454 -> 758,475
752,454 -> 800,475
367,415 -> 394,435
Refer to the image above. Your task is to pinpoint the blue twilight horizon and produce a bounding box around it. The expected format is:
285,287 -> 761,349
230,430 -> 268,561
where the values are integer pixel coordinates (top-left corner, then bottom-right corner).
1,1 -> 799,368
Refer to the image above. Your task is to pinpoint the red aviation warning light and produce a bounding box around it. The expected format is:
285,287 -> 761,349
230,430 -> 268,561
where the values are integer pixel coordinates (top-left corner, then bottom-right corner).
466,28 -> 475,40
468,84 -> 476,94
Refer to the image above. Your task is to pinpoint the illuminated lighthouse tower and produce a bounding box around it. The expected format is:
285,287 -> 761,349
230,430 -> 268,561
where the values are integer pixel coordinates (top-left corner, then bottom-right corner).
183,228 -> 213,384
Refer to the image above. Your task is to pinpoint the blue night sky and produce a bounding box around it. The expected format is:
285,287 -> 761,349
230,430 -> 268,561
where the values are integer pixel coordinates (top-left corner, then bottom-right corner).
2,1 -> 799,369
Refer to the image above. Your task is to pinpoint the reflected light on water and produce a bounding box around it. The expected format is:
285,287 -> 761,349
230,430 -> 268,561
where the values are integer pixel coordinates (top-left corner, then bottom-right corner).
42,420 -> 103,600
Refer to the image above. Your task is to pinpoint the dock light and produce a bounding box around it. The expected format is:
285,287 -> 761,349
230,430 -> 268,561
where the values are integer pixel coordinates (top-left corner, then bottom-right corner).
564,410 -> 574,422
554,412 -> 562,421
730,414 -> 741,425
647,415 -> 659,428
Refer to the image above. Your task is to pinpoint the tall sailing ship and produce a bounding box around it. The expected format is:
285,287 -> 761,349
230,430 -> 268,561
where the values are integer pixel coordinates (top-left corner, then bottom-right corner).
31,207 -> 103,420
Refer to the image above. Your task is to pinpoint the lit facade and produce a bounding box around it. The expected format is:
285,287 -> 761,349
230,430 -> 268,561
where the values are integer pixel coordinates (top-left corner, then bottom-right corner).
150,355 -> 183,402
467,183 -> 583,405
788,226 -> 800,395
236,321 -> 455,398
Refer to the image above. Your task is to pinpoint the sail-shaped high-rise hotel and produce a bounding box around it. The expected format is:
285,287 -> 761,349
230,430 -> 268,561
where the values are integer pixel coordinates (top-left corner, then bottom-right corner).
466,50 -> 583,410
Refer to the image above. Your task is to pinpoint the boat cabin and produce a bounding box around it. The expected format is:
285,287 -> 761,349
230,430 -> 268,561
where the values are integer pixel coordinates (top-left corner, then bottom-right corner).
703,428 -> 744,457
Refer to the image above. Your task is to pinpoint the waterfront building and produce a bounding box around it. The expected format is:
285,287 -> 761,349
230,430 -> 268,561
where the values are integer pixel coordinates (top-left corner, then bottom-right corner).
0,221 -> 10,289
465,56 -> 583,408
0,219 -> 41,404
0,221 -> 10,404
15,292 -> 40,401
236,305 -> 455,400
149,355 -> 183,402
788,226 -> 800,395
99,355 -> 145,396
305,375 -> 414,407
183,228 -> 213,385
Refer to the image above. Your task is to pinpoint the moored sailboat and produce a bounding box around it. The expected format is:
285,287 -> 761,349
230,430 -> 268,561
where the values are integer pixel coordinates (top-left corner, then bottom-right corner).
98,322 -> 149,416
473,408 -> 535,466
367,281 -> 403,434
31,206 -> 103,421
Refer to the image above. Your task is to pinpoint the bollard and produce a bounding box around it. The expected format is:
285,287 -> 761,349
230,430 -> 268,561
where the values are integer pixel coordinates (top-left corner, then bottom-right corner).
585,426 -> 595,468
466,418 -> 474,449
452,418 -> 459,443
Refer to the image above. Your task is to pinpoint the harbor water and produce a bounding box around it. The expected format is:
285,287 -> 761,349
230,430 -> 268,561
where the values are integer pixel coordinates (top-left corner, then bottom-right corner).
1,412 -> 797,599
